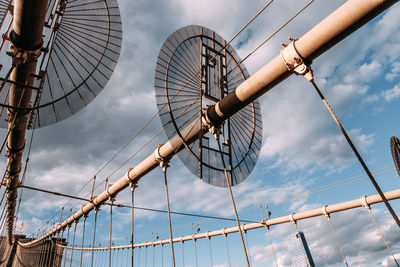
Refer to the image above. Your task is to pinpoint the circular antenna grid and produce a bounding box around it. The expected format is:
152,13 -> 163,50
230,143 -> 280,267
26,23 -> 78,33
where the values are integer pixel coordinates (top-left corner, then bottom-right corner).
391,136 -> 400,177
154,25 -> 262,187
0,0 -> 123,128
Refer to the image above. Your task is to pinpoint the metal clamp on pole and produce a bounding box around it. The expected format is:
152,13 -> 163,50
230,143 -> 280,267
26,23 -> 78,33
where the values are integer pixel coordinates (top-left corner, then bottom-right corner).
321,205 -> 330,219
202,111 -> 221,139
124,168 -> 137,191
105,184 -> 115,202
360,195 -> 371,211
154,144 -> 170,172
89,196 -> 100,213
81,205 -> 88,219
280,37 -> 313,81
289,213 -> 297,227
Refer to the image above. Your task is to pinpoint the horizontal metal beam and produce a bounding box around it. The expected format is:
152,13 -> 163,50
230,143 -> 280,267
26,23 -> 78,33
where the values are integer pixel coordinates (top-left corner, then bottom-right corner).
58,189 -> 400,250
19,0 -> 398,248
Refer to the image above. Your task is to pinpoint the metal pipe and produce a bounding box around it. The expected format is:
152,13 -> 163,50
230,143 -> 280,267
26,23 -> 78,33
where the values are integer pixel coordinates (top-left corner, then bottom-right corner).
19,0 -> 398,248
5,0 -> 48,244
58,189 -> 400,250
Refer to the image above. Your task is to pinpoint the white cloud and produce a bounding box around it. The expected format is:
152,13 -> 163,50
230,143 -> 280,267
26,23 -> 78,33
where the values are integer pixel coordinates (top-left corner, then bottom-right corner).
381,84 -> 400,102
386,61 -> 400,82
343,61 -> 382,84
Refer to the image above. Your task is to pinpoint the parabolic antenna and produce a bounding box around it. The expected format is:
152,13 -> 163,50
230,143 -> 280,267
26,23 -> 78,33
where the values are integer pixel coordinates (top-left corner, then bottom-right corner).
391,136 -> 400,177
0,0 -> 122,128
154,25 -> 263,187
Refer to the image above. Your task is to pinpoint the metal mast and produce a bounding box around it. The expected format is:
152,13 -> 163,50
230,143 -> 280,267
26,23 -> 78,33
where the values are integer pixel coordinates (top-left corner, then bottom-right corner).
5,0 -> 47,244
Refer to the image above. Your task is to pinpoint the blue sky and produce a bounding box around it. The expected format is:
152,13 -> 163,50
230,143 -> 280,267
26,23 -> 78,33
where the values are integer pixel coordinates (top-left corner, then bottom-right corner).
2,0 -> 400,266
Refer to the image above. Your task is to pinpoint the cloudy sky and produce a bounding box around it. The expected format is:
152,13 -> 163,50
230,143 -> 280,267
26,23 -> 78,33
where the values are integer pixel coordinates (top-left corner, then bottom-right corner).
1,0 -> 400,266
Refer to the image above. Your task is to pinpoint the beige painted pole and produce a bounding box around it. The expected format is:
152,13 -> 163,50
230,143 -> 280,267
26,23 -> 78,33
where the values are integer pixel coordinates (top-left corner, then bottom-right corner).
59,189 -> 400,250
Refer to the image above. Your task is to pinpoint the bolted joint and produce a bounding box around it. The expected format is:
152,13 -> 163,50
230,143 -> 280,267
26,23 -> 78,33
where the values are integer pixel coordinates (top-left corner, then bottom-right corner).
289,213 -> 297,226
106,184 -> 115,202
6,142 -> 25,159
154,144 -> 170,172
280,37 -> 313,81
90,196 -> 100,212
360,195 -> 371,211
81,206 -> 88,219
321,205 -> 330,219
262,219 -> 270,230
124,168 -> 138,191
7,41 -> 42,66
202,110 -> 222,139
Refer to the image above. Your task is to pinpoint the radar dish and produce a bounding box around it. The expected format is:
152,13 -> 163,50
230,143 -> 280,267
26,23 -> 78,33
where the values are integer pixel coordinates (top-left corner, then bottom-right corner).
391,136 -> 400,177
154,25 -> 263,187
0,0 -> 122,128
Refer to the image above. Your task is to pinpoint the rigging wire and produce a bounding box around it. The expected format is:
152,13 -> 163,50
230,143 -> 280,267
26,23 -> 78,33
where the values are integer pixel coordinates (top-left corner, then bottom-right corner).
322,206 -> 349,267
216,138 -> 250,266
163,167 -> 176,267
361,200 -> 400,267
261,205 -> 278,267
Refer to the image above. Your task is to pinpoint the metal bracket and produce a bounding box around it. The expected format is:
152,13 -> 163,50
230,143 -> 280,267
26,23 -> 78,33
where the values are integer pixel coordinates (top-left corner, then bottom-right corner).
105,184 -> 115,202
90,196 -> 100,212
206,231 -> 211,240
360,195 -> 371,211
262,219 -> 270,230
124,168 -> 137,191
280,37 -> 313,81
7,43 -> 42,66
72,212 -> 79,223
289,213 -> 297,226
202,110 -> 221,139
222,227 -> 227,237
321,205 -> 330,219
154,144 -> 169,172
81,206 -> 88,219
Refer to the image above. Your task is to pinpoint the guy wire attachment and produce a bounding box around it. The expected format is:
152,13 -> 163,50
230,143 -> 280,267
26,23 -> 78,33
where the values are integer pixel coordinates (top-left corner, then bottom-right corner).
154,144 -> 170,172
280,37 -> 313,82
124,168 -> 138,191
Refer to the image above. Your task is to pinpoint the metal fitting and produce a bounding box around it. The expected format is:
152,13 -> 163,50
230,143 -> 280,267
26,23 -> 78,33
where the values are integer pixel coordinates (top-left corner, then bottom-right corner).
280,37 -> 313,81
105,184 -> 115,202
321,205 -> 330,218
202,110 -> 221,139
124,168 -> 137,191
154,144 -> 169,172
360,195 -> 371,210
288,213 -> 296,226
7,42 -> 42,66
